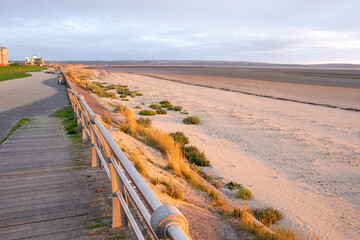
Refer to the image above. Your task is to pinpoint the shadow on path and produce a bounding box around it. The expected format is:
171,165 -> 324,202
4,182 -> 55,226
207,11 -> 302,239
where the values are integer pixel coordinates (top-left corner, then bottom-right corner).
0,76 -> 69,140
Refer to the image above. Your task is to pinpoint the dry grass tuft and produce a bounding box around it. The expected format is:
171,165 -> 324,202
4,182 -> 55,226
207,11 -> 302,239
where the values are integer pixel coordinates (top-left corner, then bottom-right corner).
128,152 -> 148,178
163,179 -> 184,199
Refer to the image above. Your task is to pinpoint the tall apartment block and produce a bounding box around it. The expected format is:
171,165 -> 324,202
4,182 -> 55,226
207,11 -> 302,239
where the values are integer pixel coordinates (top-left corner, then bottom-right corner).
0,44 -> 8,66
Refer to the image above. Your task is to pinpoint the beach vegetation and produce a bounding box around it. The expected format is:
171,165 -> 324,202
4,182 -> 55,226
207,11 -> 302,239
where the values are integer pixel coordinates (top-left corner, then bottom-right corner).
134,105 -> 142,109
151,177 -> 161,185
105,84 -> 116,89
113,104 -> 221,207
156,109 -> 167,115
102,116 -> 111,125
139,109 -> 157,116
237,187 -> 253,200
106,92 -> 118,99
159,100 -> 171,105
181,110 -> 189,115
129,152 -> 148,177
162,180 -> 184,199
121,98 -> 129,101
182,145 -> 210,166
137,117 -> 152,128
183,116 -> 201,125
227,181 -> 243,190
252,207 -> 283,226
173,106 -> 183,111
149,104 -> 161,110
170,131 -> 189,146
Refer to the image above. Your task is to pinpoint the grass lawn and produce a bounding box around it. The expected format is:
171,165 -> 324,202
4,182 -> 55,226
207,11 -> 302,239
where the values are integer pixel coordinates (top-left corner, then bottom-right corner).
0,64 -> 47,82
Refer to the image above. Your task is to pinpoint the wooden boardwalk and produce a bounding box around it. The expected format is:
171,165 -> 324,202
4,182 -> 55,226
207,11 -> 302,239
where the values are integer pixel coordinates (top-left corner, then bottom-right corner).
0,116 -> 118,239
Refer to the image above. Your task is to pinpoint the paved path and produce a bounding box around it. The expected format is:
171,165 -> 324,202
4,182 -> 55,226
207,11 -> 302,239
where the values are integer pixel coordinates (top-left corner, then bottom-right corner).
0,71 -> 68,140
0,72 -> 57,113
0,116 -> 113,239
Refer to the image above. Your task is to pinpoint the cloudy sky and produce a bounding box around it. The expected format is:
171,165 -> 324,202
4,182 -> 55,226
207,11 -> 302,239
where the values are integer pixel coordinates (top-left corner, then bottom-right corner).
1,0 -> 360,64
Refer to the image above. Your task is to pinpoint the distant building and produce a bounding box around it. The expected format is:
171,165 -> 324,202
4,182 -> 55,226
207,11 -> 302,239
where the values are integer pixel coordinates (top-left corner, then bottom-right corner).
0,44 -> 8,66
25,54 -> 45,66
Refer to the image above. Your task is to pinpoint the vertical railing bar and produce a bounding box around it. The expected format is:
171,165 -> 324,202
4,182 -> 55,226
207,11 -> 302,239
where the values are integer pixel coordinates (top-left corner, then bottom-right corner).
115,191 -> 145,240
94,144 -> 111,180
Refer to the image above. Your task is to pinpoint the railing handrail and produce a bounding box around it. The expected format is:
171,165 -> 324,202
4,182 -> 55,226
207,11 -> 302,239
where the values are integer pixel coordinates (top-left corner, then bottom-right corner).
61,67 -> 191,240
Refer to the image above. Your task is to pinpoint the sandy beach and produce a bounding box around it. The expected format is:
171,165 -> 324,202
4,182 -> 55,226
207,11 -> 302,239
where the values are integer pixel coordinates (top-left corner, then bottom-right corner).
93,69 -> 359,240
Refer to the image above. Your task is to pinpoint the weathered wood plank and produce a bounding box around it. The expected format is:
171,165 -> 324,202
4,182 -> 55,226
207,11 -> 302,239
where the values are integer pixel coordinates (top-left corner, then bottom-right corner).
0,116 -> 116,239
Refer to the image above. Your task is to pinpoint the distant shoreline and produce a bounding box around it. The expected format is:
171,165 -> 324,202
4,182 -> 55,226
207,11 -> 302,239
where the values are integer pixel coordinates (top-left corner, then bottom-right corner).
96,65 -> 360,89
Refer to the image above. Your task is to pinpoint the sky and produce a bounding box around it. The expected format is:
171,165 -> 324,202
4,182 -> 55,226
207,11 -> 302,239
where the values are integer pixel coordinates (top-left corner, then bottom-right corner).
1,0 -> 360,64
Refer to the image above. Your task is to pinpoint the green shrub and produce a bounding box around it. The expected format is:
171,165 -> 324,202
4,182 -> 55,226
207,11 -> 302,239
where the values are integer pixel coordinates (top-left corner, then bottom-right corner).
156,109 -> 167,115
120,94 -> 127,98
170,131 -> 189,146
253,207 -> 283,226
183,116 -> 200,125
161,103 -> 173,108
237,187 -> 253,200
121,99 -> 129,101
105,84 -> 116,89
137,117 -> 152,128
167,107 -> 174,110
134,105 -> 142,109
106,92 -> 118,99
173,106 -> 183,111
181,110 -> 189,115
182,145 -> 210,166
139,110 -> 157,116
227,181 -> 242,190
136,92 -> 144,96
160,100 -> 171,105
130,93 -> 136,98
149,104 -> 161,110
117,86 -> 124,92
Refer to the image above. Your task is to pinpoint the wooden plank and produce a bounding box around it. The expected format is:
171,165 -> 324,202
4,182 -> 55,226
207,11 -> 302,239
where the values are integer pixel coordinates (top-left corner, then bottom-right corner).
0,116 -> 117,239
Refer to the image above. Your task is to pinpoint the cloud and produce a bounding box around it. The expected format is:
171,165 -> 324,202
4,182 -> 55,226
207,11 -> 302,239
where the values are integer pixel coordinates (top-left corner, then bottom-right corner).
1,0 -> 360,63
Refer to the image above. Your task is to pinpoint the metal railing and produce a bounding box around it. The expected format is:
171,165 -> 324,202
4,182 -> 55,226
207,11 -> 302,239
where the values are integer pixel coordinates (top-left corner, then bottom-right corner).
63,69 -> 191,240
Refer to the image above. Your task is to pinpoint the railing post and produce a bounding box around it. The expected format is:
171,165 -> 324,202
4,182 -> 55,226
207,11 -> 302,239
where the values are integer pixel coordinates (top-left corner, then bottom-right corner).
79,112 -> 86,142
75,96 -> 82,128
90,115 -> 101,167
109,159 -> 128,228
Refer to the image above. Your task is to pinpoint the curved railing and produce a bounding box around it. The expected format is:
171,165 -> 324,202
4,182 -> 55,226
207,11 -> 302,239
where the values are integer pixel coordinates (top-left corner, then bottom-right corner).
62,68 -> 191,240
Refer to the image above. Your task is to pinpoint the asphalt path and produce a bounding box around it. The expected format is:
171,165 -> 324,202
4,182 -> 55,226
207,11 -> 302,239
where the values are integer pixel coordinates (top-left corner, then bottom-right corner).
0,72 -> 69,140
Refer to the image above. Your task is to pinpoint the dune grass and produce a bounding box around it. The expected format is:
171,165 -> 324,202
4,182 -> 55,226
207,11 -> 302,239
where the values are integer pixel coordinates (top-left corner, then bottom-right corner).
253,207 -> 283,226
139,109 -> 157,116
237,187 -> 253,200
183,116 -> 201,125
114,104 -> 212,192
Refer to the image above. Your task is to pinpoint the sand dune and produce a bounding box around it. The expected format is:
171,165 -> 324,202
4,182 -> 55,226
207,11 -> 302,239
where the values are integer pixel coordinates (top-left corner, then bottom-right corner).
96,70 -> 360,240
